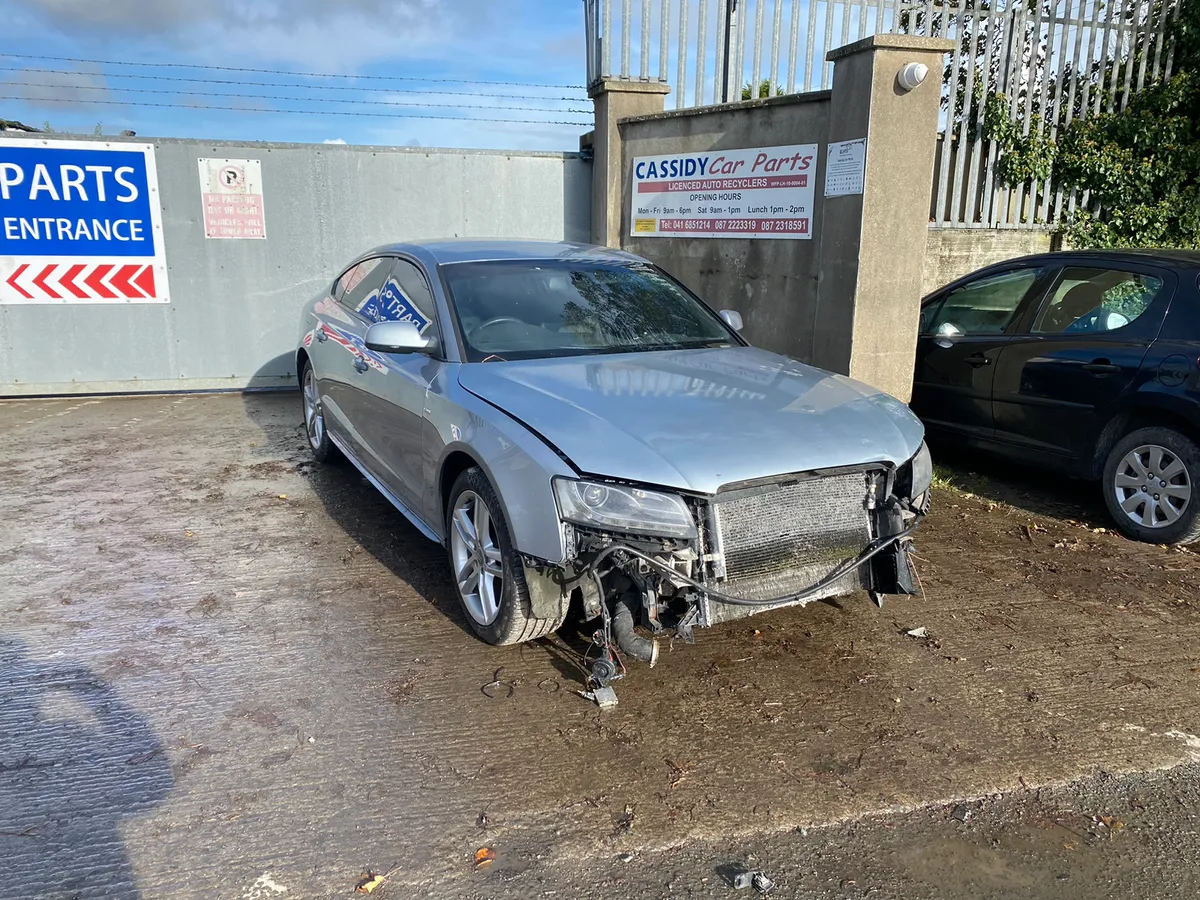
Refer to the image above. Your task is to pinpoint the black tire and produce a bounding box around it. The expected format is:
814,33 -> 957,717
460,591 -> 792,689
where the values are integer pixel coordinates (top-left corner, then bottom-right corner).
1102,426 -> 1200,545
445,466 -> 565,645
300,360 -> 339,464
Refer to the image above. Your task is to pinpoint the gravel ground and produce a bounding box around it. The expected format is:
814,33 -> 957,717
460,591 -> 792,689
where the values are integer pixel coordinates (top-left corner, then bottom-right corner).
1,392 -> 1199,899
467,762 -> 1200,899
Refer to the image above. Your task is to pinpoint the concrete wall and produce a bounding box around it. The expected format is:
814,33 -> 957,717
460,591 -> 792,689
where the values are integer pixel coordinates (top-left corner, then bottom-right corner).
599,35 -> 953,401
922,227 -> 1057,295
619,93 -> 831,361
0,136 -> 591,396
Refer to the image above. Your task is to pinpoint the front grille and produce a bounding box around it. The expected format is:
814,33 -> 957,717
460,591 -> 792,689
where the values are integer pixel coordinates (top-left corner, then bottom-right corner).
705,471 -> 874,623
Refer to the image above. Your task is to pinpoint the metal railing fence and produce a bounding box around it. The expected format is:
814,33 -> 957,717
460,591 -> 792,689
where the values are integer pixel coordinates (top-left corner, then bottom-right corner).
583,0 -> 1180,227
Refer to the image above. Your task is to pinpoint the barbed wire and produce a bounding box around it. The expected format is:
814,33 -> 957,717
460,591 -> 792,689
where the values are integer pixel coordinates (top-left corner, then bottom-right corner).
0,94 -> 593,126
0,53 -> 586,90
3,82 -> 592,114
0,65 -> 588,102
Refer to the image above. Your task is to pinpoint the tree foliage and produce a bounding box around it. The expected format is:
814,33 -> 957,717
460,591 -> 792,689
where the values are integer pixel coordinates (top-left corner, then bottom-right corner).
741,79 -> 782,100
986,0 -> 1200,248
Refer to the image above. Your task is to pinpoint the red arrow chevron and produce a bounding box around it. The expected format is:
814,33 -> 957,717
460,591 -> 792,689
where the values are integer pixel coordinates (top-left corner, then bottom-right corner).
84,264 -> 117,299
59,264 -> 90,299
109,264 -> 140,298
5,264 -> 33,299
32,265 -> 60,299
132,265 -> 156,299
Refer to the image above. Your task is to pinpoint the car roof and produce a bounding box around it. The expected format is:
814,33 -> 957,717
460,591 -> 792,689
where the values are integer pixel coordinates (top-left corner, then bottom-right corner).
989,248 -> 1200,270
357,238 -> 646,267
926,248 -> 1200,299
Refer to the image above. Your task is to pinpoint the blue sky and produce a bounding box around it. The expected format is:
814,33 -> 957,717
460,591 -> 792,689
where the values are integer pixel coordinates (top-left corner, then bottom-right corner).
0,0 -> 593,150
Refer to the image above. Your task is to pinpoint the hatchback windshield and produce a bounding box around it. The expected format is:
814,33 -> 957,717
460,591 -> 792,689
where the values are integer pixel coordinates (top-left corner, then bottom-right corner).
442,260 -> 736,361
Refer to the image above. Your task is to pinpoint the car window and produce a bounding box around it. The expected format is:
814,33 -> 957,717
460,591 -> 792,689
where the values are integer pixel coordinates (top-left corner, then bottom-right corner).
921,268 -> 1042,337
441,260 -> 736,362
357,259 -> 438,337
1032,266 -> 1163,335
336,257 -> 391,319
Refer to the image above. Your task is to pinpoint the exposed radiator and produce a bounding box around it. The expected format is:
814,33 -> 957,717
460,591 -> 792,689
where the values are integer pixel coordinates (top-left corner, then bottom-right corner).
703,470 -> 875,624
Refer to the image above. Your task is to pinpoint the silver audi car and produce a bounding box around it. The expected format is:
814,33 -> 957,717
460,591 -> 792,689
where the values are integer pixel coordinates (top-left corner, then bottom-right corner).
296,240 -> 931,686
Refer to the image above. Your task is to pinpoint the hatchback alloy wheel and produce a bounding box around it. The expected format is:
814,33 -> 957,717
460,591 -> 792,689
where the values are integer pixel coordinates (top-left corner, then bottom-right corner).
1112,443 -> 1192,528
449,490 -> 505,625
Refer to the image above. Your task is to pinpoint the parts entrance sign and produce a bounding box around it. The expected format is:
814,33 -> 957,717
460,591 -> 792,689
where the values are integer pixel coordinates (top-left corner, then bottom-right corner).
630,143 -> 817,239
0,139 -> 169,304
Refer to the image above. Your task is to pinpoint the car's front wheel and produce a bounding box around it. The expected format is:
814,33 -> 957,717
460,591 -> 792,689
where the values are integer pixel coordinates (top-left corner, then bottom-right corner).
446,466 -> 564,645
1102,426 -> 1200,545
301,361 -> 338,463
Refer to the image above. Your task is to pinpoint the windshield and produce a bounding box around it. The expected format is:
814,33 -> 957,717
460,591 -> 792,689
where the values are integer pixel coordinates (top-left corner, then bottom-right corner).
441,260 -> 737,362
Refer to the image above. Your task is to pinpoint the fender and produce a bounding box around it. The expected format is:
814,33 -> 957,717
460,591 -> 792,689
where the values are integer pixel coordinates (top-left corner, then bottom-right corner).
425,366 -> 579,564
1092,384 -> 1200,478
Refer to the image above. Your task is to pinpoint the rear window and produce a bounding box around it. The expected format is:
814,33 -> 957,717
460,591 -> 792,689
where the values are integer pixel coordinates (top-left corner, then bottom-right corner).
1032,267 -> 1164,334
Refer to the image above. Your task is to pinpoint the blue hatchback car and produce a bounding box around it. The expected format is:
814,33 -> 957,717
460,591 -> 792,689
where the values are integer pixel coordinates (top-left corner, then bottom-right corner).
912,249 -> 1200,545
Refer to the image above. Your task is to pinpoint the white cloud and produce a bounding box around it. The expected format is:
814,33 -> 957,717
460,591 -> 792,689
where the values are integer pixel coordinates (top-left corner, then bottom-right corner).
2,0 -> 590,148
323,137 -> 347,144
9,0 -> 504,71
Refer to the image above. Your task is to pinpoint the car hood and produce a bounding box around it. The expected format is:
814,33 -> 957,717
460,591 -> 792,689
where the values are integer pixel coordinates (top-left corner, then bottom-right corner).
457,346 -> 924,495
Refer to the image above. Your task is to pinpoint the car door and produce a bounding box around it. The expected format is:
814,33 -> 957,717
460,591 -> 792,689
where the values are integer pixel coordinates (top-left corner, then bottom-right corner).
348,257 -> 444,514
318,256 -> 393,460
911,265 -> 1050,442
308,257 -> 390,458
991,262 -> 1174,464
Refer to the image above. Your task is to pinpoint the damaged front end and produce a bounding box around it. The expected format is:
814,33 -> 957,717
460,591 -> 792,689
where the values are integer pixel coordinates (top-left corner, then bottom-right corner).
525,443 -> 932,696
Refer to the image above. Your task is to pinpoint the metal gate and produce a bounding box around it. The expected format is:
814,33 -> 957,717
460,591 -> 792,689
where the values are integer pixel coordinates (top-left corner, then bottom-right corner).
583,0 -> 1180,228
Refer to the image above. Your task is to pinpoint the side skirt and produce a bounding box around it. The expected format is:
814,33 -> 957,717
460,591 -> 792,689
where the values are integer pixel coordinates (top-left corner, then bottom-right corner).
327,431 -> 442,544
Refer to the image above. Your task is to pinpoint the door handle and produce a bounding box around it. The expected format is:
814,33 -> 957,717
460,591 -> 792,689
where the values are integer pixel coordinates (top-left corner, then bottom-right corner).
965,353 -> 992,368
1083,361 -> 1120,375
352,356 -> 370,373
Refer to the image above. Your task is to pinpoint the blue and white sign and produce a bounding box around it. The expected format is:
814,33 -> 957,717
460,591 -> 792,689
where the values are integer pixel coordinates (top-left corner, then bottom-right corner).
0,139 -> 169,304
359,276 -> 433,333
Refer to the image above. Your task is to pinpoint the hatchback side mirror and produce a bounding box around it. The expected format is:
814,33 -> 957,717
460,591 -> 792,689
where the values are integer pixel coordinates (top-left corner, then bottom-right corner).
720,309 -> 744,332
365,321 -> 438,354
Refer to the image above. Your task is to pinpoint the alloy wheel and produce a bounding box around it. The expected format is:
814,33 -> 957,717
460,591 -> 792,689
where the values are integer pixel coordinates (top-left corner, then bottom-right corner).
449,490 -> 504,625
1112,443 -> 1192,529
302,367 -> 324,450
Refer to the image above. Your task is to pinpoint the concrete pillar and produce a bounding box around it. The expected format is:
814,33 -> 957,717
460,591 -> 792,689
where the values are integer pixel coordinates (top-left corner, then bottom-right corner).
815,34 -> 953,401
588,79 -> 671,247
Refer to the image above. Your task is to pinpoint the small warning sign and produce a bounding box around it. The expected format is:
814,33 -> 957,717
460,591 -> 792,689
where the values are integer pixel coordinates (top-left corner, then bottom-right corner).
198,158 -> 266,240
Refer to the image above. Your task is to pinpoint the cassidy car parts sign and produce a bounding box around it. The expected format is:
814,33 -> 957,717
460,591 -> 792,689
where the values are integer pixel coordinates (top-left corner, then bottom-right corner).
0,139 -> 169,303
630,143 -> 818,239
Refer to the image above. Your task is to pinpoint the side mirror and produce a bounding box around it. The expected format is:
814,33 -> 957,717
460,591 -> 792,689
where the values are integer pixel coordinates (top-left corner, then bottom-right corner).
365,320 -> 438,354
720,309 -> 744,332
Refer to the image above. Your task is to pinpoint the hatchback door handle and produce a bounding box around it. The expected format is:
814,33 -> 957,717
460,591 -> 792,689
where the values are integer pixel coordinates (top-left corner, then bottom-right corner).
965,352 -> 992,368
1083,361 -> 1120,375
352,356 -> 370,373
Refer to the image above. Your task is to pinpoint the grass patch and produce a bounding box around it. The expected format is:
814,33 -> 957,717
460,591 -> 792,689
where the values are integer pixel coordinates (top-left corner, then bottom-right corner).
930,462 -> 992,497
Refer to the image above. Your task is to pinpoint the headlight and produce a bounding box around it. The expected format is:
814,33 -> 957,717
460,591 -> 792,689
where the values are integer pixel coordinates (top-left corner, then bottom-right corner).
553,478 -> 697,539
901,441 -> 933,498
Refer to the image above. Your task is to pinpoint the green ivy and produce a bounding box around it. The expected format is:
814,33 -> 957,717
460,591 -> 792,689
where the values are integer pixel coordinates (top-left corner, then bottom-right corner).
983,93 -> 1057,185
1055,70 -> 1200,248
985,0 -> 1200,249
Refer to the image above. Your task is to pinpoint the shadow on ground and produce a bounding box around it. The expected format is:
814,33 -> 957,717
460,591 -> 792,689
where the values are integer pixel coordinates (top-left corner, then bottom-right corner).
0,636 -> 172,900
929,440 -> 1111,526
238,365 -> 598,686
